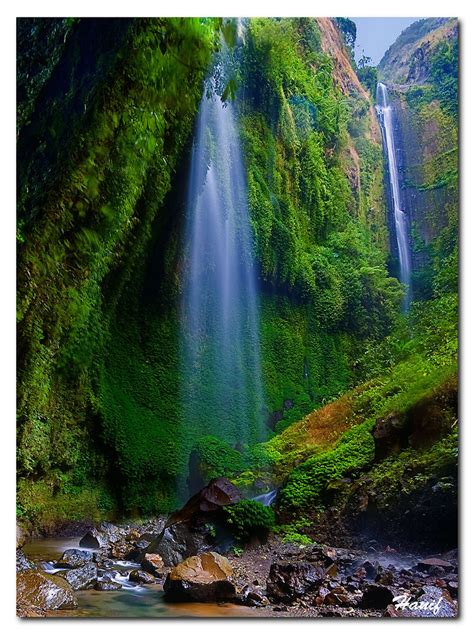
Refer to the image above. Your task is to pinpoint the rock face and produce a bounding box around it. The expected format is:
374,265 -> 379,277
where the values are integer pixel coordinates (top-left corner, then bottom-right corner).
163,552 -> 236,603
56,562 -> 98,590
267,562 -> 325,604
17,570 -> 77,613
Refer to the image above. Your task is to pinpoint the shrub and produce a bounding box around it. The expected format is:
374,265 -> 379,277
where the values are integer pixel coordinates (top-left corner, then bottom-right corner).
224,499 -> 275,543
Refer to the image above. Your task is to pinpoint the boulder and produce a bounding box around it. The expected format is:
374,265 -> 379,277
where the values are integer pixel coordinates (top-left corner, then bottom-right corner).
360,583 -> 395,609
141,553 -> 164,576
416,558 -> 454,573
79,528 -> 108,549
163,552 -> 235,603
238,584 -> 269,607
267,562 -> 325,604
323,586 -> 355,607
373,413 -> 406,460
16,524 -> 27,550
16,549 -> 36,573
145,523 -> 212,567
17,571 -> 77,611
129,569 -> 157,584
56,548 -> 93,568
94,579 -> 122,591
56,562 -> 97,590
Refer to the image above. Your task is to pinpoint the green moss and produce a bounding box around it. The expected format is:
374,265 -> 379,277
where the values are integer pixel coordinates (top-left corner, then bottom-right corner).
280,419 -> 375,513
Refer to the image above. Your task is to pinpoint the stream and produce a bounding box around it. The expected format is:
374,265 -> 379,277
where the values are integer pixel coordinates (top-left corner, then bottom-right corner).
23,537 -> 255,618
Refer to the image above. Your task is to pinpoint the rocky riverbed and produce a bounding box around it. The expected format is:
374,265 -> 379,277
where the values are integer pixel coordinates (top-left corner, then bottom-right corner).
17,520 -> 458,618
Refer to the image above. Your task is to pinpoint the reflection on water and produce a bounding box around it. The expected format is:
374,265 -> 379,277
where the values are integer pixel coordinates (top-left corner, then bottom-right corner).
23,537 -> 257,618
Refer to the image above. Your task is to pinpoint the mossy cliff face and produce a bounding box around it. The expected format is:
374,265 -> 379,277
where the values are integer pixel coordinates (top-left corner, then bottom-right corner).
98,18 -> 401,515
18,18 -> 402,527
378,18 -> 458,299
17,18 -> 219,526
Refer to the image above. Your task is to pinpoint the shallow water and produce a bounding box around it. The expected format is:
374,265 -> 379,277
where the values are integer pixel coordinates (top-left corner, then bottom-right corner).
23,537 -> 256,618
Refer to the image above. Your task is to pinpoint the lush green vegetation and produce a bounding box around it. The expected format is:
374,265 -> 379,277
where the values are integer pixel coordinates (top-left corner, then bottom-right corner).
16,18 -> 458,535
224,500 -> 275,543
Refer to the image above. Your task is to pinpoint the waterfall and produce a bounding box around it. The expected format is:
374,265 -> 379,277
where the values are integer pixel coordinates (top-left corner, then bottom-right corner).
180,79 -> 265,487
376,82 -> 412,310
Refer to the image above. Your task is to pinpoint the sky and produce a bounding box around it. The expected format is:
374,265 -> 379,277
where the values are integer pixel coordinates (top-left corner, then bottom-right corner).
351,18 -> 421,65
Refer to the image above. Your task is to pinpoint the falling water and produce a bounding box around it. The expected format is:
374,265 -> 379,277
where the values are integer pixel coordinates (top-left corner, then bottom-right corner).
376,82 -> 412,310
180,77 -> 265,482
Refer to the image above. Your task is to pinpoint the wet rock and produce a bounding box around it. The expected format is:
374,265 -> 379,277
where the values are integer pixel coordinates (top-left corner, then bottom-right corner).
375,569 -> 394,586
238,584 -> 269,607
126,529 -> 141,542
142,553 -> 165,576
17,571 -> 77,611
110,541 -> 133,560
447,581 -> 458,598
56,562 -> 98,590
94,579 -> 122,591
16,549 -> 36,572
373,413 -> 406,460
416,558 -> 454,573
57,548 -> 94,568
146,523 -> 212,567
129,569 -> 157,584
360,584 -> 395,609
267,562 -> 324,604
324,586 -> 355,607
16,524 -> 27,550
361,560 -> 380,580
163,552 -> 235,603
79,528 -> 108,549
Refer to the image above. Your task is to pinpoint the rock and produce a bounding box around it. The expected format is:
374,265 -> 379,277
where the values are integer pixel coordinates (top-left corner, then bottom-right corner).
126,529 -> 141,542
376,569 -> 394,586
94,579 -> 122,591
149,478 -> 241,551
16,524 -> 27,549
129,569 -> 157,584
239,584 -> 269,607
16,549 -> 36,572
324,587 -> 355,607
79,528 -> 108,549
361,584 -> 395,609
110,541 -> 133,560
56,563 -> 97,590
416,558 -> 454,573
373,413 -> 406,460
146,523 -> 212,567
447,581 -> 458,598
163,552 -> 235,603
142,553 -> 165,576
267,562 -> 324,604
17,571 -> 77,611
361,560 -> 379,580
57,548 -> 94,568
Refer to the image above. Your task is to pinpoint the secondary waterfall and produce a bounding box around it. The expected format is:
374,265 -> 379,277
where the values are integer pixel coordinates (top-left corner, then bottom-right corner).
376,82 -> 412,310
180,80 -> 265,483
